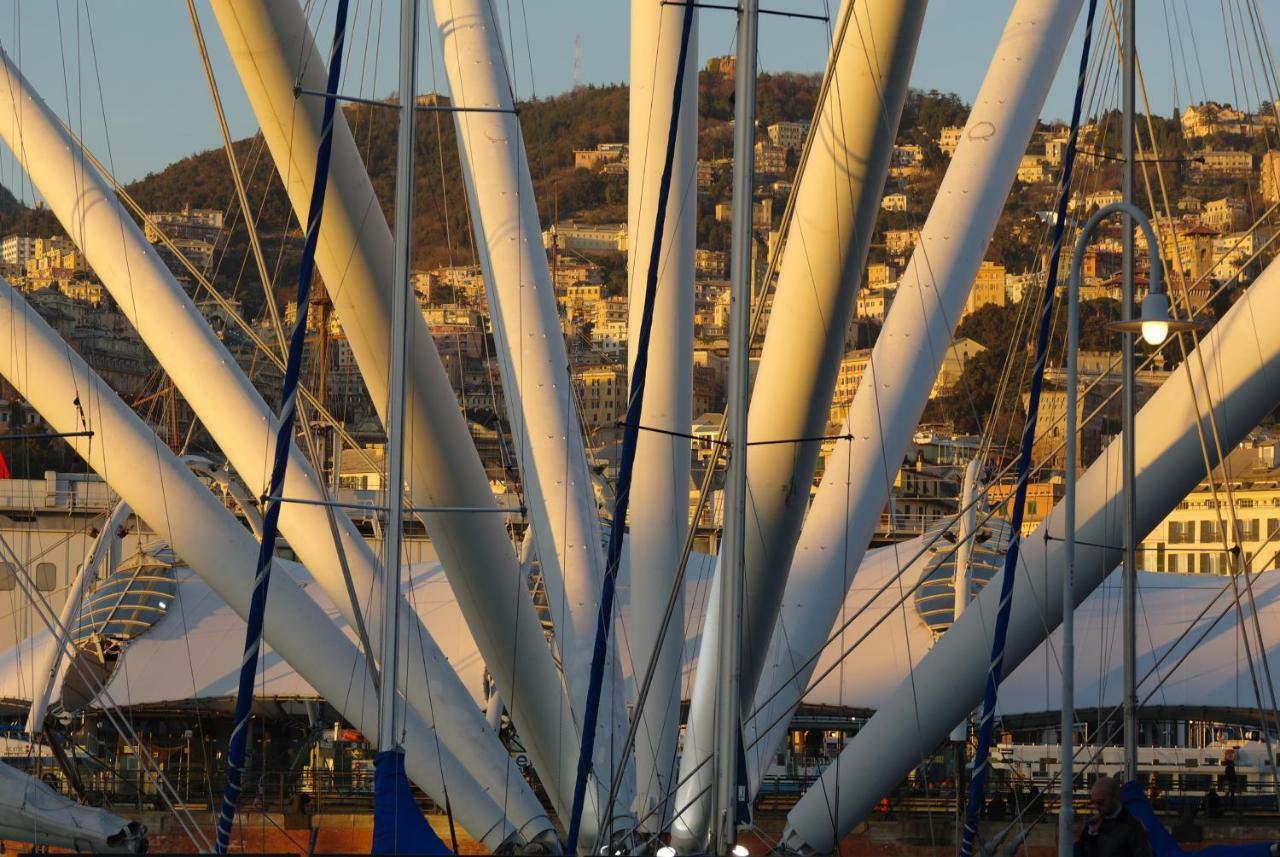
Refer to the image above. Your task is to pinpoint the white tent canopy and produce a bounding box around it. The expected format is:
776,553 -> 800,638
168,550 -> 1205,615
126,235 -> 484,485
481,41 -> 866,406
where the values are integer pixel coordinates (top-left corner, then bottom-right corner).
0,539 -> 1275,726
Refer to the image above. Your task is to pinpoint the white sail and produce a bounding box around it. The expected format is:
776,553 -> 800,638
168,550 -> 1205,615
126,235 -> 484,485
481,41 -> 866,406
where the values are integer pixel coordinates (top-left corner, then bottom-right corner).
0,759 -> 145,853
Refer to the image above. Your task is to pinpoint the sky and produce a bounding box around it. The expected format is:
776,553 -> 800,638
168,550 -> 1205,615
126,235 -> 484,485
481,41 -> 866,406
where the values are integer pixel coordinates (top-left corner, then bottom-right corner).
0,1 -> 1277,189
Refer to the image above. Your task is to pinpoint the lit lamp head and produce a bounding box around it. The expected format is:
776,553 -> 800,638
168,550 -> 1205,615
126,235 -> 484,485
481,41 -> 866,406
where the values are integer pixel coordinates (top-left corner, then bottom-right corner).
1138,292 -> 1170,346
1108,290 -> 1203,344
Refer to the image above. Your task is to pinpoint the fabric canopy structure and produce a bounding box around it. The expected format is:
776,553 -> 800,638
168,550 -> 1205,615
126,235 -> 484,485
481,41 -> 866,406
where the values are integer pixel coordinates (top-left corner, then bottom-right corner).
0,537 -> 1275,728
0,556 -> 482,713
776,534 -> 1280,719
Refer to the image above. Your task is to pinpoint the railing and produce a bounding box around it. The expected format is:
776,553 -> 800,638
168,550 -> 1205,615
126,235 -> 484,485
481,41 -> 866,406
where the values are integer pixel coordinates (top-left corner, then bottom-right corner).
16,759 -> 446,815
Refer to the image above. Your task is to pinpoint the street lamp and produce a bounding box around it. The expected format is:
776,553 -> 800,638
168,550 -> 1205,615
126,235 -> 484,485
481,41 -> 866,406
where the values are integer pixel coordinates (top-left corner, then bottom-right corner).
1061,202 -> 1200,854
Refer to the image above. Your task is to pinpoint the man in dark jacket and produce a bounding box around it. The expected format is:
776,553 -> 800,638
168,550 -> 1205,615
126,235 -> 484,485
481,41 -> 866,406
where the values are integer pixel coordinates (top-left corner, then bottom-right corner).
1076,775 -> 1153,857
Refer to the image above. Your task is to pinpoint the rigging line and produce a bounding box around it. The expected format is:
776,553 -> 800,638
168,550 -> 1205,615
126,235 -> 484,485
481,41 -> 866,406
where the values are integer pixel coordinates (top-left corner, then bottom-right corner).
1110,2 -> 1280,771
571,1 -> 695,848
624,0 -> 869,819
959,4 -> 1096,852
184,0 -> 286,357
294,85 -> 516,113
1161,0 -> 1182,110
992,557 -> 1279,839
214,1 -> 354,852
184,3 -> 377,681
64,137 -> 386,480
660,1 -> 828,22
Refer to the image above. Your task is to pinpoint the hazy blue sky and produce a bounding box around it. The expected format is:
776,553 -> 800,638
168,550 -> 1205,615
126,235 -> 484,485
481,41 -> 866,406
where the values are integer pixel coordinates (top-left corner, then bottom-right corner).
0,1 -> 1276,189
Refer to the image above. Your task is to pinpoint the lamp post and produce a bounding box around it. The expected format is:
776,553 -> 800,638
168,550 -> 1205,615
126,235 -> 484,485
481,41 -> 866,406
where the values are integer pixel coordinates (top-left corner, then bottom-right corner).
1063,202 -> 1198,855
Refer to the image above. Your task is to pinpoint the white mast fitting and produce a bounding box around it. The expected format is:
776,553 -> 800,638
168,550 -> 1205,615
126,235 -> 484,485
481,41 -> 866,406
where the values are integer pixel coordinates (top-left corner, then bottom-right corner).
431,0 -> 633,835
781,251 -> 1280,854
744,0 -> 1085,795
210,2 -> 587,832
673,0 -> 926,843
626,0 -> 697,831
0,42 -> 554,837
0,275 -> 527,852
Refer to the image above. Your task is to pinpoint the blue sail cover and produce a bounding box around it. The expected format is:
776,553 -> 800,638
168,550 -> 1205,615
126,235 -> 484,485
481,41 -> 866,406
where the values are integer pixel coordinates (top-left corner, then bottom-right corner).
1119,780 -> 1275,857
372,750 -> 451,855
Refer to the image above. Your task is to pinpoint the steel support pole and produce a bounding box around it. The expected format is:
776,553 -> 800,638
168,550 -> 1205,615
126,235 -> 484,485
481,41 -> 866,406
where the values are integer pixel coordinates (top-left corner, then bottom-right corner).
1063,228 -> 1081,857
1121,0 -> 1139,784
676,2 -> 927,840
378,0 -> 418,756
713,2 -> 758,851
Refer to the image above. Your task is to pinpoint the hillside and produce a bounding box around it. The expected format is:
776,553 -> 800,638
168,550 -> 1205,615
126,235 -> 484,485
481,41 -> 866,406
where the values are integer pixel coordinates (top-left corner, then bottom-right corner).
0,73 -> 970,316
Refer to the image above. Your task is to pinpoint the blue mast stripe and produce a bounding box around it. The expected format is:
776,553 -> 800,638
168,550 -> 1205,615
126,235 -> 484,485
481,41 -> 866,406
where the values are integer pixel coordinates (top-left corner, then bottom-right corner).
564,4 -> 697,852
214,1 -> 352,851
958,3 -> 1098,854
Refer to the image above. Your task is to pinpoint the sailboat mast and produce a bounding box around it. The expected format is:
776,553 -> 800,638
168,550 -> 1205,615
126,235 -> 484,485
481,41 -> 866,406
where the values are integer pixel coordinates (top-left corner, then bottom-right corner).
379,0 -> 418,754
714,0 -> 758,850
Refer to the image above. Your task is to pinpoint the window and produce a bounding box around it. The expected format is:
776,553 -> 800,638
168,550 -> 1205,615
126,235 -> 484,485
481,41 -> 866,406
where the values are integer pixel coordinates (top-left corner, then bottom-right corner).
1200,553 -> 1214,575
1237,519 -> 1260,541
1156,543 -> 1166,573
1268,518 -> 1279,539
34,563 -> 55,592
1167,554 -> 1180,574
0,563 -> 14,591
1199,520 -> 1221,544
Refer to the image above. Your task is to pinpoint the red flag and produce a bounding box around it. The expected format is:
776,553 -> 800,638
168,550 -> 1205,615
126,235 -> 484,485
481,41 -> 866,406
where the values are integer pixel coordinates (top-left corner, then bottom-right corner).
0,449 -> 10,479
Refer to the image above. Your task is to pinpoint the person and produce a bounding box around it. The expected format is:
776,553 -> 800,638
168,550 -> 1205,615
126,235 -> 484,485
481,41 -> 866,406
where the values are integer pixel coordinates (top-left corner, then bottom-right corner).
1203,784 -> 1224,819
1076,775 -> 1153,857
1223,749 -> 1238,808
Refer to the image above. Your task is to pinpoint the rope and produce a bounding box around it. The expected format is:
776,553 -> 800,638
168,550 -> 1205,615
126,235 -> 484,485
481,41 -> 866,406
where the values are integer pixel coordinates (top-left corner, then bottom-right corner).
959,1 -> 1098,852
564,2 -> 696,850
214,1 -> 352,850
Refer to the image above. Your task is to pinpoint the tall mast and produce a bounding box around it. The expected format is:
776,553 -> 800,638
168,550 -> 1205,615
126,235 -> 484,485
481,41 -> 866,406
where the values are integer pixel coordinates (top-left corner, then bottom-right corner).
713,1 -> 757,851
379,0 -> 417,756
1120,0 -> 1139,783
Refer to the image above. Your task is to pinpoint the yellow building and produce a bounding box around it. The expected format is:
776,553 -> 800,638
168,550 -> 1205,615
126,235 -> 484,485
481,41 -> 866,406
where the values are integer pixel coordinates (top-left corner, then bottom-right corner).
829,348 -> 871,428
1200,197 -> 1248,232
931,337 -> 986,398
884,229 -> 921,257
1195,150 -> 1253,179
573,362 -> 627,432
854,286 -> 895,322
938,125 -> 964,157
1262,151 -> 1280,205
1016,155 -> 1049,184
1140,441 -> 1280,575
962,261 -> 1007,316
